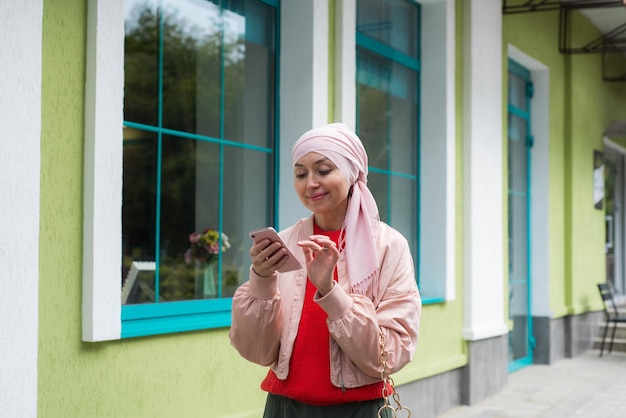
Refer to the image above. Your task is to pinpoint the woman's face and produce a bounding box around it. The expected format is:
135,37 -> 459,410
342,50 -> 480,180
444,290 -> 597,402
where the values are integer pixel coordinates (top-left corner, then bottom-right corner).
294,152 -> 350,225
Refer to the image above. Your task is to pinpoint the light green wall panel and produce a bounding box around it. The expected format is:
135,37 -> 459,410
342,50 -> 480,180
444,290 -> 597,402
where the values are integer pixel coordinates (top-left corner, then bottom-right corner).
503,10 -> 626,319
567,40 -> 606,314
567,12 -> 626,314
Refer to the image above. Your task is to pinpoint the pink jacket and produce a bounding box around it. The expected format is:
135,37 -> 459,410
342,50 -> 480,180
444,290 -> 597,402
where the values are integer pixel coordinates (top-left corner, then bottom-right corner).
229,216 -> 421,389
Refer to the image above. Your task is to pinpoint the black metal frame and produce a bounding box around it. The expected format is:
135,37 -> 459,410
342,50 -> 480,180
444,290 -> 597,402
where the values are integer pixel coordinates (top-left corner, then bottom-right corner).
597,283 -> 626,357
503,0 -> 626,81
503,0 -> 623,14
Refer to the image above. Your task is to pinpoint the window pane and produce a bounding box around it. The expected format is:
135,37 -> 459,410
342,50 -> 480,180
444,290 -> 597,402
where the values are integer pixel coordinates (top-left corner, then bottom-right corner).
357,48 -> 418,174
508,73 -> 527,112
390,175 -> 417,251
161,0 -> 221,136
358,49 -> 390,170
122,128 -> 158,304
222,145 -> 274,296
389,65 -> 417,174
223,1 -> 276,147
509,196 -> 528,282
124,0 -> 159,126
159,136 -> 220,301
507,113 -> 528,287
367,170 -> 418,252
508,114 -> 528,193
368,171 -> 389,223
357,0 -> 419,59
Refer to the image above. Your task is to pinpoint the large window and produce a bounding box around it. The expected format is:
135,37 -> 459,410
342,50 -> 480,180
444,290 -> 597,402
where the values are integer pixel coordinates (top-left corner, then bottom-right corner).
356,0 -> 420,285
121,0 -> 278,337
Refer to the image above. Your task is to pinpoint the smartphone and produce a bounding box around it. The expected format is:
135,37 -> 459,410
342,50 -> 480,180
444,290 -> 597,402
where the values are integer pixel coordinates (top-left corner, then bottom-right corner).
249,227 -> 302,273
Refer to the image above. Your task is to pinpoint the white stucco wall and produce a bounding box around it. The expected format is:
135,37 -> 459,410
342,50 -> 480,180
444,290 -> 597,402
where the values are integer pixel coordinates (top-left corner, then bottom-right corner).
0,1 -> 43,415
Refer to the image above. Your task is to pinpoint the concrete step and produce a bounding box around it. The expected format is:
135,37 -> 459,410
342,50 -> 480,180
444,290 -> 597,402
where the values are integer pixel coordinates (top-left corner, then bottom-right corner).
594,322 -> 626,353
598,321 -> 626,338
593,337 -> 626,353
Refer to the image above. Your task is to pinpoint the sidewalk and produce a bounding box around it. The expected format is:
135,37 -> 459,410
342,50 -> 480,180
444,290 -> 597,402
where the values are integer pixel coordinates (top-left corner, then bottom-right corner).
438,350 -> 626,418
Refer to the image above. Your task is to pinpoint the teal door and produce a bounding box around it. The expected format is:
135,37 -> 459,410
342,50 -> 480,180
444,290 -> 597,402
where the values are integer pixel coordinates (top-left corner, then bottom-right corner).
507,59 -> 535,372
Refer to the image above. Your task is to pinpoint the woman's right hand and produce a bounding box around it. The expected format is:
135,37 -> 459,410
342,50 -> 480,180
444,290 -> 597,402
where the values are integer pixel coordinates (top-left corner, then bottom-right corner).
297,235 -> 339,295
249,239 -> 290,277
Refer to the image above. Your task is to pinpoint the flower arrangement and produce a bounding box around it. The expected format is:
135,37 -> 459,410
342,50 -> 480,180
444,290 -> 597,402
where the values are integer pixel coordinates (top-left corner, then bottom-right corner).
184,228 -> 230,265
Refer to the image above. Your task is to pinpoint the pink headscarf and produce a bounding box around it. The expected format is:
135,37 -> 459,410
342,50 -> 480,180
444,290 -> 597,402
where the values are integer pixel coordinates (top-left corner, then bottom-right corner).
292,123 -> 380,301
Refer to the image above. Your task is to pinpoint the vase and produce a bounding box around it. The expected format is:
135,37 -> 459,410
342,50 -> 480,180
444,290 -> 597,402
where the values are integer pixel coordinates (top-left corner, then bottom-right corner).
197,263 -> 217,298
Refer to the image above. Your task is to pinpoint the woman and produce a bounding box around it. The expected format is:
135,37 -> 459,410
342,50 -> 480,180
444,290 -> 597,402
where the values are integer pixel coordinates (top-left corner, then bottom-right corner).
229,123 -> 421,417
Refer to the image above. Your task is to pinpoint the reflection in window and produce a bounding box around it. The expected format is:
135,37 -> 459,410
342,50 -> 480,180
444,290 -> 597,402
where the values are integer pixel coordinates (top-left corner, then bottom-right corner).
356,0 -> 420,280
122,0 -> 277,305
357,0 -> 419,59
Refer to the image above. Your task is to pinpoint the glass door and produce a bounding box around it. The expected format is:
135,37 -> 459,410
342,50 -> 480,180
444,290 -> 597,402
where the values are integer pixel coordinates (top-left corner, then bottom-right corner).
507,59 -> 534,372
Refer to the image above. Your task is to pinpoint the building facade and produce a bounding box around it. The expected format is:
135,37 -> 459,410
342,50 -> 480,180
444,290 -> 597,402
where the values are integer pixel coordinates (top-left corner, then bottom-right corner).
2,0 -> 626,417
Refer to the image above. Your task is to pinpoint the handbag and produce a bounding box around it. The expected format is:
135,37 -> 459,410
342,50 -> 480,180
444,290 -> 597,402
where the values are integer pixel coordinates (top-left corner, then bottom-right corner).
378,327 -> 412,418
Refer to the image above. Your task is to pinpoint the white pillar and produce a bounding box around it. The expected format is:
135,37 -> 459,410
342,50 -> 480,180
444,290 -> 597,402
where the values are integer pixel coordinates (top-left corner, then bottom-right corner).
462,0 -> 508,340
82,0 -> 124,342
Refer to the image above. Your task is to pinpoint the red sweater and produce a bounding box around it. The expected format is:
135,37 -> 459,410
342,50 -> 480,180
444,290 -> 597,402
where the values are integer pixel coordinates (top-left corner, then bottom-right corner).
261,226 -> 387,405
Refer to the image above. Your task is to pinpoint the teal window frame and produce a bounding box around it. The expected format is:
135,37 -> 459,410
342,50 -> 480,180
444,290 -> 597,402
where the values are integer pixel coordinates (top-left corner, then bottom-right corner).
121,0 -> 280,339
355,0 -> 427,301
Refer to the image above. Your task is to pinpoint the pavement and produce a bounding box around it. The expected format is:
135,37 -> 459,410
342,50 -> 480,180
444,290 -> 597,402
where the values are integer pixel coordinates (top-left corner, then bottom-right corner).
437,350 -> 626,418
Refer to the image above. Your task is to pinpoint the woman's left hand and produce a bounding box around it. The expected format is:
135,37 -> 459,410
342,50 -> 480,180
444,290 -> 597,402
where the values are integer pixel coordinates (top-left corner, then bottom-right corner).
297,235 -> 340,296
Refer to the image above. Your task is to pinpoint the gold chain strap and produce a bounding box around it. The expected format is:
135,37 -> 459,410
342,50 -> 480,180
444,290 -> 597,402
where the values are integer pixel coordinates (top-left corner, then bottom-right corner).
378,327 -> 412,418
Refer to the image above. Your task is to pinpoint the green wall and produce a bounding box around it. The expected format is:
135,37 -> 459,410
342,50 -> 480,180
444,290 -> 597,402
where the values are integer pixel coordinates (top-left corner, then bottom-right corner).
39,1 -> 267,417
503,10 -> 626,319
